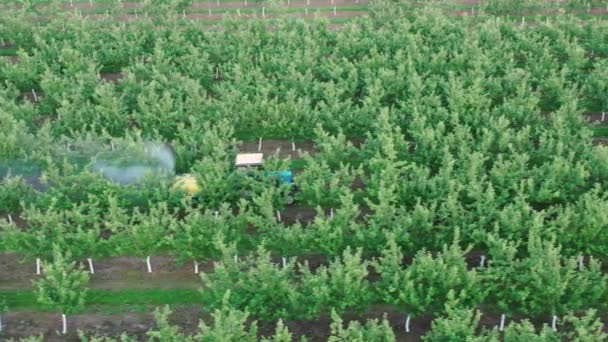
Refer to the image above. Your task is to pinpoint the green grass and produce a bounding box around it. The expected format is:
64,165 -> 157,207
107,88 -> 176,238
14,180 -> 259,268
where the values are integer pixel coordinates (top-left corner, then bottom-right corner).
0,288 -> 203,311
290,158 -> 307,170
593,126 -> 608,137
0,47 -> 17,56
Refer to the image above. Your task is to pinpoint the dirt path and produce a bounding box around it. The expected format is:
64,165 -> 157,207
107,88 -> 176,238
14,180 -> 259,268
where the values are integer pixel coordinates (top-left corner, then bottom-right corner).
1,305 -> 207,341
3,303 -> 584,341
0,254 -> 204,291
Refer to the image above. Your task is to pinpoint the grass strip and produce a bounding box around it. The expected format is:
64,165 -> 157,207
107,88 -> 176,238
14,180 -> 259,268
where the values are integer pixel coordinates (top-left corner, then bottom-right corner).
593,126 -> 608,137
0,47 -> 18,56
0,288 -> 203,311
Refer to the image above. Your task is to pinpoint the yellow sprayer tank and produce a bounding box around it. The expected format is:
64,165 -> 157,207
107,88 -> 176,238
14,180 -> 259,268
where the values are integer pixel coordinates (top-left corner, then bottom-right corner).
172,174 -> 200,196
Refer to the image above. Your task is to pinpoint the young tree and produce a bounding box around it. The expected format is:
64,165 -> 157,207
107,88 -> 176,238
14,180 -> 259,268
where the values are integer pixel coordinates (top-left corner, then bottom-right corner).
200,244 -> 301,322
422,294 -> 497,342
375,233 -> 484,318
563,309 -> 607,342
33,246 -> 90,334
327,310 -> 395,342
484,232 -> 607,316
147,306 -> 194,342
196,292 -> 258,342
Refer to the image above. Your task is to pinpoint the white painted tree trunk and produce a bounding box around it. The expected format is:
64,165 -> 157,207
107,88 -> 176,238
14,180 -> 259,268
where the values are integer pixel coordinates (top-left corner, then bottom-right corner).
31,89 -> 38,102
330,208 -> 334,219
194,261 -> 199,274
234,254 -> 239,263
87,258 -> 94,274
61,314 -> 67,334
292,141 -> 296,151
0,313 -> 3,332
282,257 -> 287,268
479,255 -> 486,268
258,138 -> 263,151
146,256 -> 152,273
405,315 -> 410,333
276,211 -> 281,222
499,314 -> 506,331
36,258 -> 41,275
7,214 -> 12,224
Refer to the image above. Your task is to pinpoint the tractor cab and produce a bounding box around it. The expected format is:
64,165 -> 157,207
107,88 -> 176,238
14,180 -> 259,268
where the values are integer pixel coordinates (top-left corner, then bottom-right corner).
235,153 -> 294,185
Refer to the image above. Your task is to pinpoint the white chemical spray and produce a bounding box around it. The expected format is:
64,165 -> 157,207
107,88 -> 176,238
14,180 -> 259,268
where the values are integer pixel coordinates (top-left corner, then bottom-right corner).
90,142 -> 176,185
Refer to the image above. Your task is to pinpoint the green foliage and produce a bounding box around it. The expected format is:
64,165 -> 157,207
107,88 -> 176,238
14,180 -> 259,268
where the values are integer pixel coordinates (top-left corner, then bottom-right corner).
422,295 -> 497,342
197,292 -> 259,342
327,310 -> 395,342
502,319 -> 560,342
375,234 -> 484,317
563,309 -> 608,342
484,232 -> 607,316
200,244 -> 302,322
168,204 -> 250,265
0,176 -> 36,214
33,246 -> 90,315
147,306 -> 194,342
300,247 -> 372,318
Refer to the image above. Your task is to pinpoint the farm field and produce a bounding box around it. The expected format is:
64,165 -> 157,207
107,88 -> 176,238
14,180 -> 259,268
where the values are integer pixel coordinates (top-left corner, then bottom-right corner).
1,0 -> 608,341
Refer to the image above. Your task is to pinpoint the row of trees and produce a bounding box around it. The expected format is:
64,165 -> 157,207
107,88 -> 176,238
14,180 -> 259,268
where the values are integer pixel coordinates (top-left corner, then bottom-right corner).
5,246 -> 606,340
1,2 -> 608,336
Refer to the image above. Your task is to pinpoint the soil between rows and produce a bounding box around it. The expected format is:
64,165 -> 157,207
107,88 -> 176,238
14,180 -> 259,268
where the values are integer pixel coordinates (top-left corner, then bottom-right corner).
5,304 -> 600,341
